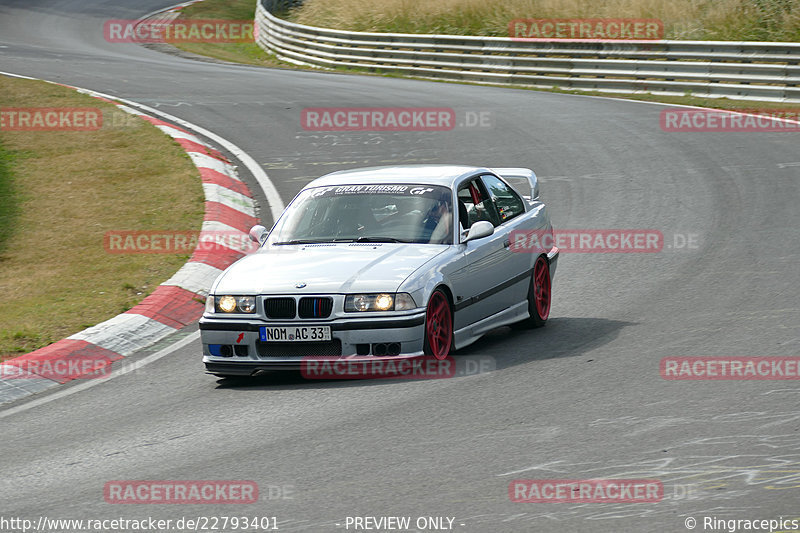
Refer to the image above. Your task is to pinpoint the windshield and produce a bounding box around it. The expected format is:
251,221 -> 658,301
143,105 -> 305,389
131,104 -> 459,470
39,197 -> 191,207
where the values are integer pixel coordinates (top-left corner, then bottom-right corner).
269,184 -> 453,245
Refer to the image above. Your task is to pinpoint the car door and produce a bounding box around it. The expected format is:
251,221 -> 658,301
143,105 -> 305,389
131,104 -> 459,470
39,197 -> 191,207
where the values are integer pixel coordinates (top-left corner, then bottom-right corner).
451,176 -> 511,328
479,174 -> 538,310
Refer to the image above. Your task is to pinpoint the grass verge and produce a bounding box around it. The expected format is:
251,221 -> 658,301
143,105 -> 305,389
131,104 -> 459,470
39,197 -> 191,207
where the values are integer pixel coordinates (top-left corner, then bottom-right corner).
0,144 -> 19,256
0,76 -> 204,360
288,0 -> 800,41
170,0 -> 292,68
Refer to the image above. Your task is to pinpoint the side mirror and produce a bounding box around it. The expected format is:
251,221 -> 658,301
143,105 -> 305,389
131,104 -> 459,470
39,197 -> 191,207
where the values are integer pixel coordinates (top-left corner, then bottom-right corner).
248,225 -> 268,245
463,220 -> 494,243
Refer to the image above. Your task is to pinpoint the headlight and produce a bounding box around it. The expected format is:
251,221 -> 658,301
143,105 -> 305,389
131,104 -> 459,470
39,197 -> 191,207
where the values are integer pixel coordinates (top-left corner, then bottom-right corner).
345,293 -> 417,312
374,294 -> 393,311
218,295 -> 237,313
237,296 -> 256,313
213,295 -> 257,314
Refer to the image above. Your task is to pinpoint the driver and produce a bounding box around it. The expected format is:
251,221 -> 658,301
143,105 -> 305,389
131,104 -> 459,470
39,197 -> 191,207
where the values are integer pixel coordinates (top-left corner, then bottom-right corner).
426,198 -> 452,244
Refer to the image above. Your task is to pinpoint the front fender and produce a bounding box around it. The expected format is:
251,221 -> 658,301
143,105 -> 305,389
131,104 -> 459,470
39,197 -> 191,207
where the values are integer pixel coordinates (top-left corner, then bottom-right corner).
397,246 -> 464,311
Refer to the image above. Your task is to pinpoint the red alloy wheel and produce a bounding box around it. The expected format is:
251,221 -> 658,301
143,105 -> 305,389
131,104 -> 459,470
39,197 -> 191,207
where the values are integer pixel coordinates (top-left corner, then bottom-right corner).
533,256 -> 551,321
424,290 -> 453,360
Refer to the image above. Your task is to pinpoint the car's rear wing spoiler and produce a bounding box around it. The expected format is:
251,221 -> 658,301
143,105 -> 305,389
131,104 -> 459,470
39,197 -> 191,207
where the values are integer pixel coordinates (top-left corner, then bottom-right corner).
492,168 -> 539,202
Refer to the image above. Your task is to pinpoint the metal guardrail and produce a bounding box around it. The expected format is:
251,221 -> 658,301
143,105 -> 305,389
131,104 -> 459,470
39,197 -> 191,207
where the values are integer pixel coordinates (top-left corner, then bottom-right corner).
256,0 -> 800,103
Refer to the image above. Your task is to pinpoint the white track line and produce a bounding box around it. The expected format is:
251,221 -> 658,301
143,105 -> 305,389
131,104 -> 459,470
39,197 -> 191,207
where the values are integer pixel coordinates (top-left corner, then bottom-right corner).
0,332 -> 200,419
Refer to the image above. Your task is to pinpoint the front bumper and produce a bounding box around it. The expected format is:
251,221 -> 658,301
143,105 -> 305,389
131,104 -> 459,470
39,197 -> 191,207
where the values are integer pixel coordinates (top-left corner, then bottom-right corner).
200,311 -> 426,374
203,354 -> 428,375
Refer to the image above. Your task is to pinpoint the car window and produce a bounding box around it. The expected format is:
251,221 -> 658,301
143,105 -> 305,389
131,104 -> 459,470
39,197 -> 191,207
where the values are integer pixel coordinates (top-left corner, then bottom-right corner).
270,184 -> 454,244
457,179 -> 500,229
481,174 -> 525,224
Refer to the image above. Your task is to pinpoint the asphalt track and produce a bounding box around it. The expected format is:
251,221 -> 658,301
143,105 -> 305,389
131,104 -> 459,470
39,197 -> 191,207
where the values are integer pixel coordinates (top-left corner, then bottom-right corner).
1,1 -> 799,532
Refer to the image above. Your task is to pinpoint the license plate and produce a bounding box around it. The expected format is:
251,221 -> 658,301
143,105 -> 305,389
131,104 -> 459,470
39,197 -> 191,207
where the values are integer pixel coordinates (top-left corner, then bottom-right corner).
259,326 -> 331,342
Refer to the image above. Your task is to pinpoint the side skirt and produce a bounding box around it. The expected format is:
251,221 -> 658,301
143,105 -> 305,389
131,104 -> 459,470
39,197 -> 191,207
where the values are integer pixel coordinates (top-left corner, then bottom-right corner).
453,300 -> 529,350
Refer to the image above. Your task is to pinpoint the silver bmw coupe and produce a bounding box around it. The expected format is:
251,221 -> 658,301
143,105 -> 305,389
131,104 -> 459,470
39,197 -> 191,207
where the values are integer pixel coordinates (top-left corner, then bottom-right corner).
200,165 -> 558,377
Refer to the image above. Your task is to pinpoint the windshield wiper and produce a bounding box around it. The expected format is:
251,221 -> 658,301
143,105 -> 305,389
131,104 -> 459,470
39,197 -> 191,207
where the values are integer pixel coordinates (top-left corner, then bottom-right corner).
273,237 -> 407,245
354,236 -> 405,243
272,239 -> 336,245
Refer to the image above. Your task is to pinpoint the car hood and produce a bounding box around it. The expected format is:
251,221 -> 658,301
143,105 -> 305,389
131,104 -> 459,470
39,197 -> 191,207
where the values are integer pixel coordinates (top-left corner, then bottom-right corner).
212,243 -> 448,295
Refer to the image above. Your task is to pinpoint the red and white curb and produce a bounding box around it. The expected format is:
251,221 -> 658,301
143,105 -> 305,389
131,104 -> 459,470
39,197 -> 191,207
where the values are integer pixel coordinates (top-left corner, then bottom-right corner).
0,77 -> 269,404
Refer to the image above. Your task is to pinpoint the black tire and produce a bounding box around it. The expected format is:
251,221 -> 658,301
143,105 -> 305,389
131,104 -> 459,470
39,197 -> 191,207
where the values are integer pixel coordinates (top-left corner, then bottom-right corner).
513,255 -> 552,329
